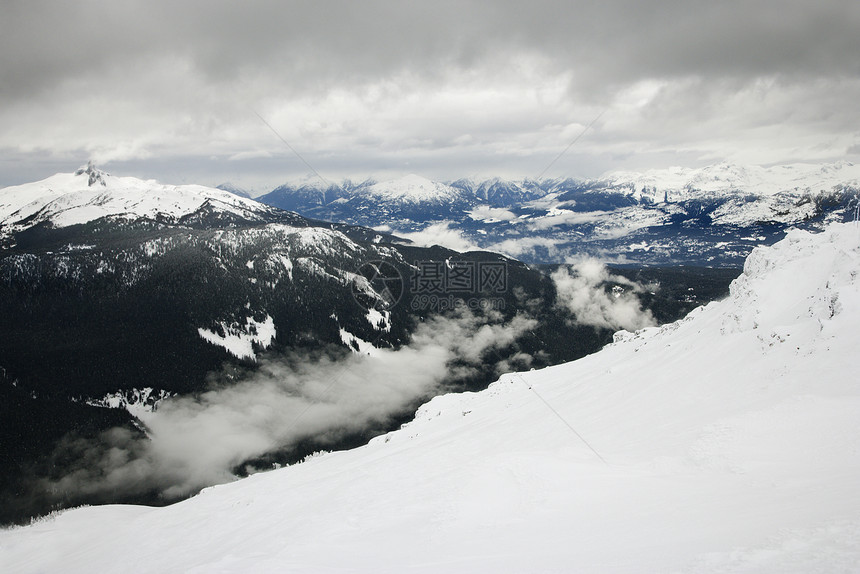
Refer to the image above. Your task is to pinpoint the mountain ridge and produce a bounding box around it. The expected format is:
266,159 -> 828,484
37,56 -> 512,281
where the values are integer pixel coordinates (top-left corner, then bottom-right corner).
0,163 -> 287,236
255,161 -> 860,208
254,161 -> 860,266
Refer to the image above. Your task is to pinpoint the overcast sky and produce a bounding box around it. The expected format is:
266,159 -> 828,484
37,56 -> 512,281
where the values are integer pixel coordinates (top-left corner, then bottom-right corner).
1,0 -> 859,191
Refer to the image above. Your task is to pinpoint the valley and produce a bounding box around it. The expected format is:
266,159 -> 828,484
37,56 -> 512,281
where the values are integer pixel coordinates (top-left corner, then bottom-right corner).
0,164 -> 738,525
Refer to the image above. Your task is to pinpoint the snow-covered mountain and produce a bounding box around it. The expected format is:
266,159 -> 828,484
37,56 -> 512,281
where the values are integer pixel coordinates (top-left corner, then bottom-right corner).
598,160 -> 860,199
258,162 -> 860,265
3,223 -> 857,572
260,174 -> 472,223
0,168 -> 443,523
0,163 -> 291,238
450,176 -> 548,205
365,174 -> 462,204
262,176 -> 352,213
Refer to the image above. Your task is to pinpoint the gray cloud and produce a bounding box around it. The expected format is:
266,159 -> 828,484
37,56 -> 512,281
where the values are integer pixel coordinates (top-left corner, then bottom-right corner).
1,1 -> 858,187
553,259 -> 656,331
6,1 -> 858,93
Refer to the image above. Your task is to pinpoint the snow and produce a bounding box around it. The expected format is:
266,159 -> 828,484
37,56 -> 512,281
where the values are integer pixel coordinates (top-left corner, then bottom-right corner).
271,253 -> 293,281
365,308 -> 391,331
599,160 -> 860,198
339,328 -> 380,356
0,164 -> 275,234
62,243 -> 95,251
2,224 -> 860,572
291,226 -> 360,255
197,315 -> 276,361
366,174 -> 462,204
529,204 -> 674,237
709,192 -> 820,226
85,387 -> 173,422
295,257 -> 339,282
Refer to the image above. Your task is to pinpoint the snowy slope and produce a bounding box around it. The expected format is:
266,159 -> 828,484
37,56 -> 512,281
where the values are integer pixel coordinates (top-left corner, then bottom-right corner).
0,163 -> 280,235
2,224 -> 860,572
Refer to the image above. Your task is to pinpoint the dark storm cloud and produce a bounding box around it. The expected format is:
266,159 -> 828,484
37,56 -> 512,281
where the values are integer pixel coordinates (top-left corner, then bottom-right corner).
1,0 -> 858,186
4,1 -> 858,94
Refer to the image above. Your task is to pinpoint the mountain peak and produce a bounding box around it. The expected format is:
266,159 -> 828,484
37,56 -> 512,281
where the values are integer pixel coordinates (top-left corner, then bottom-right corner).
0,166 -> 283,235
74,161 -> 109,187
367,174 -> 462,204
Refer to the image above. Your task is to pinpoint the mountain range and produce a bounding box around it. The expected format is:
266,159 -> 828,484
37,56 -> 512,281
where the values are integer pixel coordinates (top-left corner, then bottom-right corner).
0,163 -> 734,525
255,161 -> 860,265
2,219 -> 857,572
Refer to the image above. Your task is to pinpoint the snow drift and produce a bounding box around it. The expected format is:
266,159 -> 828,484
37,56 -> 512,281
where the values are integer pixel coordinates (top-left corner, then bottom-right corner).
2,224 -> 860,573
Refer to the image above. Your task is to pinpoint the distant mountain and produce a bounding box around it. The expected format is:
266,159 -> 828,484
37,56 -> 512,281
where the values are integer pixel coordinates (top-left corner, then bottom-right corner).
596,161 -> 860,198
450,176 -> 549,205
215,182 -> 254,199
259,177 -> 355,213
364,174 -> 462,204
259,174 -> 472,222
3,223 -> 857,573
256,162 -> 860,265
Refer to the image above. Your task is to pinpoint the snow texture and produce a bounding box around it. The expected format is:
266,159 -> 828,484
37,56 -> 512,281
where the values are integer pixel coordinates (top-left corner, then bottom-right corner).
2,224 -> 860,573
339,328 -> 380,356
197,315 -> 276,361
85,387 -> 172,420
